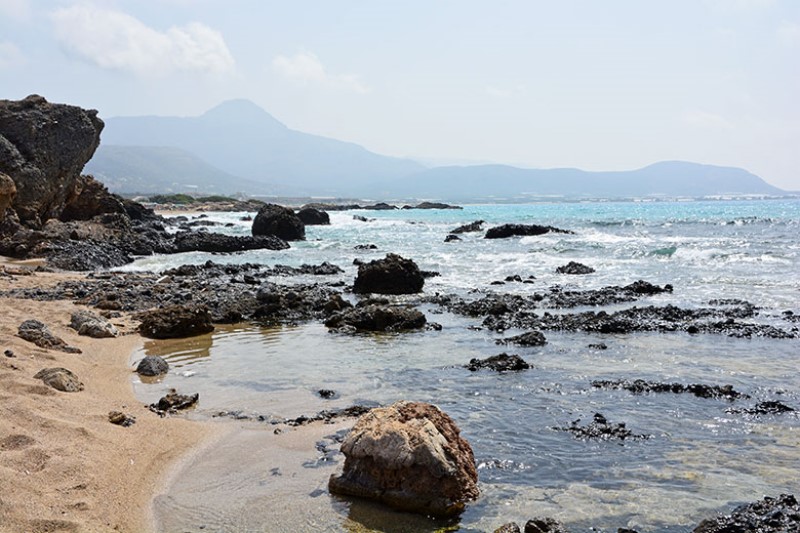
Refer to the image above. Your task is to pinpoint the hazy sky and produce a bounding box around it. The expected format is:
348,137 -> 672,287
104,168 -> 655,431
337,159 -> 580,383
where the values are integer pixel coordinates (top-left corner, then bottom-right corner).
1,0 -> 798,190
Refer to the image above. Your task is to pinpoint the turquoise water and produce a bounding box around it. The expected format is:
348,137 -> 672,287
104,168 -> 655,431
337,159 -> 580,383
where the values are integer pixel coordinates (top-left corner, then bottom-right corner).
129,199 -> 800,532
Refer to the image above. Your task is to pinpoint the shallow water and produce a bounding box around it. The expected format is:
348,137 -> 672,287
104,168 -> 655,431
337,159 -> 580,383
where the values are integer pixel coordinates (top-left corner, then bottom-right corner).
129,199 -> 800,532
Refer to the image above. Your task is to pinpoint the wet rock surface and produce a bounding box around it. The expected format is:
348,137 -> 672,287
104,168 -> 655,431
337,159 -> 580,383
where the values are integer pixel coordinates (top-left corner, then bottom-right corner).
523,518 -> 570,533
558,413 -> 649,442
135,355 -> 169,377
18,319 -> 81,353
296,207 -> 330,225
173,231 -> 289,253
69,309 -> 118,338
466,353 -> 530,372
329,401 -> 479,517
353,253 -> 425,295
497,331 -> 547,347
33,367 -> 84,392
556,261 -> 595,275
149,389 -> 199,415
484,224 -> 574,239
692,493 -> 800,533
726,401 -> 796,415
592,379 -> 749,400
450,220 -> 485,234
252,203 -> 305,241
137,304 -> 214,339
325,304 -> 426,332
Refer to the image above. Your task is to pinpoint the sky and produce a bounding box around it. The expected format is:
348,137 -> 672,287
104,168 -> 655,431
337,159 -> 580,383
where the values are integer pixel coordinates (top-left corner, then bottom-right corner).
1,0 -> 799,190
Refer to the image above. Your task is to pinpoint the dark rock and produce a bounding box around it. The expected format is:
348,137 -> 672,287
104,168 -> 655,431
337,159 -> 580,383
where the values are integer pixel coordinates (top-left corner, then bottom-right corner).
329,401 -> 479,517
451,220 -> 485,234
407,202 -> 462,210
485,224 -> 573,239
149,388 -> 199,414
4,349 -> 14,357
524,518 -> 570,533
353,215 -> 372,222
108,411 -> 135,427
135,355 -> 169,377
18,319 -> 81,353
0,172 -> 17,221
505,275 -> 522,282
692,494 -> 799,533
42,240 -> 134,271
296,207 -> 330,225
494,524 -> 522,533
33,367 -> 84,392
69,309 -> 118,338
251,203 -> 305,241
727,401 -> 796,415
497,331 -> 547,347
0,95 -> 103,227
588,343 -> 608,350
445,234 -> 461,242
318,389 -> 336,399
174,231 -> 289,253
325,305 -> 426,332
59,175 -> 125,222
555,261 -> 595,275
558,413 -> 649,441
137,304 -> 214,339
353,253 -> 424,295
361,202 -> 396,210
624,280 -> 673,295
268,262 -> 343,276
354,243 -> 377,250
466,353 -> 530,372
592,379 -> 749,401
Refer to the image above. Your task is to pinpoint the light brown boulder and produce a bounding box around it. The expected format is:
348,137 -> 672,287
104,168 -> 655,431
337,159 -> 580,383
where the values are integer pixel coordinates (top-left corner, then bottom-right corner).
328,401 -> 479,517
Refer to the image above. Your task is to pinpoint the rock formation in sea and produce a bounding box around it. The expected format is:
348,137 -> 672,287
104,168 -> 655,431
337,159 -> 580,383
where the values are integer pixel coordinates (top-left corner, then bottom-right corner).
252,203 -> 305,240
328,401 -> 479,517
352,253 -> 425,295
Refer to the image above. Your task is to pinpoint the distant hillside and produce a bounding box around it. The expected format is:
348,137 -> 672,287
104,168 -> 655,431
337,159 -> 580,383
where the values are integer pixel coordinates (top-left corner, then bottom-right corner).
375,161 -> 785,200
97,99 -> 425,195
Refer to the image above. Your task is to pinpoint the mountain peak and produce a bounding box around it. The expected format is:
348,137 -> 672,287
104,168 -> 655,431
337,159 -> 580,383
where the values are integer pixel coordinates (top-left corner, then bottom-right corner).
201,99 -> 286,129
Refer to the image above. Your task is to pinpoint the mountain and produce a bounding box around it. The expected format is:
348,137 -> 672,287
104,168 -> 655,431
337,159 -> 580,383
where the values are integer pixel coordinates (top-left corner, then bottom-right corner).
373,161 -> 785,200
95,99 -> 425,195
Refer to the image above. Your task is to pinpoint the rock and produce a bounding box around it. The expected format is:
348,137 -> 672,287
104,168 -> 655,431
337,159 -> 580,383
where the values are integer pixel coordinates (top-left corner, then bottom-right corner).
693,494 -> 799,533
173,231 -> 289,253
43,240 -> 134,271
558,413 -> 649,441
497,331 -> 547,347
555,261 -> 595,275
354,243 -> 377,250
451,220 -> 485,234
353,253 -> 425,295
108,411 -> 135,427
325,305 -> 426,332
726,401 -> 796,415
444,234 -> 461,242
135,355 -> 169,377
59,175 -> 126,221
296,207 -> 330,225
407,202 -> 462,210
588,343 -> 608,350
149,388 -> 199,414
318,389 -> 337,399
591,379 -> 749,401
362,202 -> 396,210
4,349 -> 14,357
0,95 -> 103,227
0,172 -> 16,220
466,353 -> 530,372
328,401 -> 479,517
251,203 -> 305,241
137,304 -> 214,339
18,319 -> 82,353
494,524 -> 522,533
624,280 -> 673,295
33,367 -> 84,392
353,215 -> 372,222
524,518 -> 570,533
485,224 -> 574,239
69,309 -> 119,338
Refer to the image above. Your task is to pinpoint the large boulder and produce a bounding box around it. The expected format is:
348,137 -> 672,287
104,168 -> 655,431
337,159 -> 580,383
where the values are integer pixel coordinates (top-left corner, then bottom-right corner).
59,175 -> 126,222
137,304 -> 214,339
69,309 -> 119,338
353,254 -> 425,295
251,203 -> 305,241
33,367 -> 84,392
0,95 -> 104,227
485,224 -> 573,239
296,207 -> 330,225
329,401 -> 479,517
18,319 -> 82,353
173,231 -> 289,253
325,304 -> 426,332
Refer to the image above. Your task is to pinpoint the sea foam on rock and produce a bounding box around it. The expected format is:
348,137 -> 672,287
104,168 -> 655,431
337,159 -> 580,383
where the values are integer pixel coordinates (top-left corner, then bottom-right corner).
329,400 -> 479,517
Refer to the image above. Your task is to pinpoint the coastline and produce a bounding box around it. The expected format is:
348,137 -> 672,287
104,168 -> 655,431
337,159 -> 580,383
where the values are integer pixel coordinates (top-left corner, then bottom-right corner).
0,266 -> 218,533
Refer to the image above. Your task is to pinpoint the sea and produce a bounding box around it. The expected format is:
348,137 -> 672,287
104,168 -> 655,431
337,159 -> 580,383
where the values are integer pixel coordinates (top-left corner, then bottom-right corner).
122,198 -> 800,532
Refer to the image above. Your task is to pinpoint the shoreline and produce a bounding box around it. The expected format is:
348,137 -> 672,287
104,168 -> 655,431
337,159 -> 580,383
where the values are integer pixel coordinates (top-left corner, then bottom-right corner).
0,267 -> 219,533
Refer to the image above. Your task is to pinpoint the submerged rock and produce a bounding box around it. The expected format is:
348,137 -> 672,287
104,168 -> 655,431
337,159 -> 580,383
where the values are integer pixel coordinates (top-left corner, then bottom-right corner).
485,224 -> 573,239
693,493 -> 800,533
451,220 -> 485,234
353,253 -> 425,295
497,331 -> 547,347
558,413 -> 649,442
592,379 -> 749,401
556,261 -> 595,275
251,203 -> 305,241
34,367 -> 84,392
466,353 -> 531,372
325,305 -> 426,332
329,401 -> 479,517
137,304 -> 214,339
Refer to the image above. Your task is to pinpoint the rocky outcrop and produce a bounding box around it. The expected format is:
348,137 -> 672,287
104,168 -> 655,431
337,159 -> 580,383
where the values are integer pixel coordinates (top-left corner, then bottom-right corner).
137,304 -> 214,339
0,95 -> 103,227
558,413 -> 649,441
353,254 -> 425,295
485,224 -> 573,239
0,173 -> 16,221
59,175 -> 126,222
33,367 -> 84,392
328,401 -> 479,517
466,353 -> 530,372
251,203 -> 305,240
325,304 -> 426,332
556,261 -> 595,275
451,220 -> 484,234
497,331 -> 547,347
173,231 -> 289,253
296,207 -> 330,225
135,355 -> 169,377
591,379 -> 749,400
693,494 -> 799,533
69,310 -> 119,338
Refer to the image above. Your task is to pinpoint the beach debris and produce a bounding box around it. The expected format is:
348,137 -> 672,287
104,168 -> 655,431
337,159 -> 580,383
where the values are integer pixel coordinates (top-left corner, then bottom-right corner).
693,493 -> 799,533
557,413 -> 649,442
135,355 -> 169,377
137,304 -> 214,339
353,253 -> 425,295
148,389 -> 199,415
466,353 -> 531,372
18,319 -> 82,353
69,309 -> 119,338
108,411 -> 136,427
251,203 -> 305,241
296,207 -> 330,226
33,367 -> 84,392
325,304 -> 426,333
484,224 -> 574,239
497,331 -> 547,347
556,261 -> 595,275
329,400 -> 479,517
592,379 -> 749,401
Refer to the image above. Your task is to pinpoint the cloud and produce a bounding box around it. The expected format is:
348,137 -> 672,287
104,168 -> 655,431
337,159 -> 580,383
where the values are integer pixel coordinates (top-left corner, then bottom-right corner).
0,0 -> 30,20
681,110 -> 735,130
0,41 -> 25,68
273,51 -> 370,94
777,21 -> 800,46
486,85 -> 525,99
50,5 -> 235,76
704,0 -> 775,10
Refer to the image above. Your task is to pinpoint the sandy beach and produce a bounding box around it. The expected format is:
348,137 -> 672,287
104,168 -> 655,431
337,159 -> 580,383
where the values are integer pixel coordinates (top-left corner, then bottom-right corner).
0,264 -> 218,533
